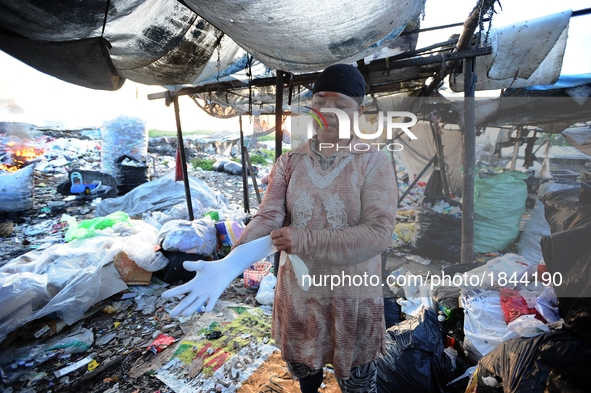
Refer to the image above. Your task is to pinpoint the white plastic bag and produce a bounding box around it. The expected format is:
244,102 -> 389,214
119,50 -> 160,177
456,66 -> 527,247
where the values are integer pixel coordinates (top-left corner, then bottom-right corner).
158,218 -> 217,255
255,273 -> 277,305
506,314 -> 549,338
460,289 -> 507,359
397,272 -> 434,317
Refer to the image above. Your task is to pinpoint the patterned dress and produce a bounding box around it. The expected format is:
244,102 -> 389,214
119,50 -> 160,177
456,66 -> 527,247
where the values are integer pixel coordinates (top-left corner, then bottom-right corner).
234,137 -> 397,378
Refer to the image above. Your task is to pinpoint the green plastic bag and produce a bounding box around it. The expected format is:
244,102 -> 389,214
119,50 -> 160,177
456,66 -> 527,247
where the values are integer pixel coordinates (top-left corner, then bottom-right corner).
62,211 -> 131,242
474,171 -> 528,253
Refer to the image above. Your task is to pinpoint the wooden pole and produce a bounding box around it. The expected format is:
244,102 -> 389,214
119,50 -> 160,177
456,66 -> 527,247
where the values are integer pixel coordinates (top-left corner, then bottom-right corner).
172,96 -> 194,221
275,71 -> 284,161
461,55 -> 476,265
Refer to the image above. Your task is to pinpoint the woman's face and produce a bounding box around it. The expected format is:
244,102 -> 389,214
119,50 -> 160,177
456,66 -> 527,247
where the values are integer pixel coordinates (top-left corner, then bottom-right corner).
311,91 -> 363,144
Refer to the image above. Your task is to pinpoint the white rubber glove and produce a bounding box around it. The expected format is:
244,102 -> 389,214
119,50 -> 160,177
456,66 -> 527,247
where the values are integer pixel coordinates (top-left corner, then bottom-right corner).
161,235 -> 276,317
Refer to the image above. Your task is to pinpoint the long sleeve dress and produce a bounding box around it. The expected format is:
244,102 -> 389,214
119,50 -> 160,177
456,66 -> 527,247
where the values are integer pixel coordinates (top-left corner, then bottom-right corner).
234,137 -> 397,378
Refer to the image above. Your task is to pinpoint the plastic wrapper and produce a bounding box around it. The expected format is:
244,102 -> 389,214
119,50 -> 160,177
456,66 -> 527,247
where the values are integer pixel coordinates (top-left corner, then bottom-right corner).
0,164 -> 34,212
101,116 -> 148,177
215,219 -> 244,255
158,218 -> 217,255
376,308 -> 452,393
474,171 -> 529,253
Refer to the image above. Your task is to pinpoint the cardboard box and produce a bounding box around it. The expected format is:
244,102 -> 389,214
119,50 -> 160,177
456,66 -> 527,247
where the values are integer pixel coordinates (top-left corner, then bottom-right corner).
113,252 -> 152,285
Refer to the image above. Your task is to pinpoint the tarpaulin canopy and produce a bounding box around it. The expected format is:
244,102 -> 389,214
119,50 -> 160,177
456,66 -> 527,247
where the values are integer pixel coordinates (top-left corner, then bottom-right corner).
0,0 -> 425,90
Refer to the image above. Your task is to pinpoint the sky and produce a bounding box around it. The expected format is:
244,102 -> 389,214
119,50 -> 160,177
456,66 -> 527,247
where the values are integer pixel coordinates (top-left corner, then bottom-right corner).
0,0 -> 589,131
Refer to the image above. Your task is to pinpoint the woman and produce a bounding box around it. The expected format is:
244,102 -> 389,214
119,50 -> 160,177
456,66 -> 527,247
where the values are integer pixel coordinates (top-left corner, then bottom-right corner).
164,64 -> 397,393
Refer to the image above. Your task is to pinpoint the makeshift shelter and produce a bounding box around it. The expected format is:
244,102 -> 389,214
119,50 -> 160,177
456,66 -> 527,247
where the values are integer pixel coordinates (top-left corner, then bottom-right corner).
1,0 -> 590,261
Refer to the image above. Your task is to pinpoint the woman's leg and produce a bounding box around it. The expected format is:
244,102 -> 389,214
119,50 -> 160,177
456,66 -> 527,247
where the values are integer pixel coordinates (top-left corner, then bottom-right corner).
336,362 -> 377,393
287,361 -> 324,393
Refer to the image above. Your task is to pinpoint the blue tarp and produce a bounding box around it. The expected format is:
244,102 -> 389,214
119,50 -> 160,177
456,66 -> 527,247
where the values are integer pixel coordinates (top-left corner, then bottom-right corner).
526,74 -> 591,91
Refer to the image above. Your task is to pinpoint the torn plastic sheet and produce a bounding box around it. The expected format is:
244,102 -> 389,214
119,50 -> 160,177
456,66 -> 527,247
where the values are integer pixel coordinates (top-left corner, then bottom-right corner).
0,236 -> 130,343
451,11 -> 571,91
96,171 -> 225,218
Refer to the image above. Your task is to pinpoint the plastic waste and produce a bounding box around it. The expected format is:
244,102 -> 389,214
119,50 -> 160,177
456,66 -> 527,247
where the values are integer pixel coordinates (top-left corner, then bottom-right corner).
460,289 -> 507,360
158,219 -> 217,255
474,171 -> 528,253
101,116 -> 148,177
255,273 -> 276,305
62,211 -> 131,242
376,308 -> 453,393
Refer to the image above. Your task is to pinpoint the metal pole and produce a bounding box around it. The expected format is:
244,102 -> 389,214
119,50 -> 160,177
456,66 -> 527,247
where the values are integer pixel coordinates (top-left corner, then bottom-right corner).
397,155 -> 437,207
239,116 -> 250,213
275,71 -> 284,162
172,96 -> 194,221
428,113 -> 451,197
461,56 -> 476,265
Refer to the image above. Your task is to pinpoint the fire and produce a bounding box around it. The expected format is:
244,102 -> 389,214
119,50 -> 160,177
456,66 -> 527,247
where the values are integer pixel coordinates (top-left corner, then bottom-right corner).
0,142 -> 45,172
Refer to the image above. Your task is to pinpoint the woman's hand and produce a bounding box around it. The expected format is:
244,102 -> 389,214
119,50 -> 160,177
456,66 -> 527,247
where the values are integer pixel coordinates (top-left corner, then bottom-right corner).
271,227 -> 293,254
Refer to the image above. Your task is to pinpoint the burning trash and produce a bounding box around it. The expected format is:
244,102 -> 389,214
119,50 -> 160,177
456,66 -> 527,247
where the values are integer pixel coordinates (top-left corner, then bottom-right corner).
0,139 -> 45,172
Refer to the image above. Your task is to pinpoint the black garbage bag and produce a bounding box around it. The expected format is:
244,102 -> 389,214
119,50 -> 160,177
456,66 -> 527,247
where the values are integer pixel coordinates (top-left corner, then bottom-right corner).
383,297 -> 402,329
213,159 -> 231,172
541,225 -> 591,339
223,161 -> 243,176
477,331 -> 591,393
222,161 -> 257,176
376,308 -> 451,393
412,196 -> 462,262
115,155 -> 149,195
154,249 -> 209,284
424,169 -> 444,197
540,186 -> 591,232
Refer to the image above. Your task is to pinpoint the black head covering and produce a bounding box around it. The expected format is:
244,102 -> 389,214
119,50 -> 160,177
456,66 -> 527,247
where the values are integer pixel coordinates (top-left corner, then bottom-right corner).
312,64 -> 366,106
